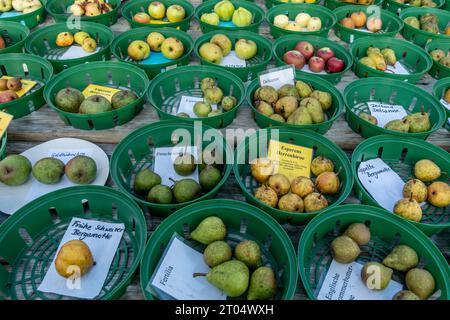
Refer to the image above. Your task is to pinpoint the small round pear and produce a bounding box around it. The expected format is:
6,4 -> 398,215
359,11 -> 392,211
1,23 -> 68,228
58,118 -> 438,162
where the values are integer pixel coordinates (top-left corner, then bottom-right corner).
330,236 -> 360,264
393,197 -> 422,222
414,159 -> 441,182
311,156 -> 334,176
403,179 -> 427,203
343,223 -> 371,246
267,173 -> 290,196
315,171 -> 340,195
250,158 -> 274,183
55,240 -> 94,278
406,268 -> 435,300
290,176 -> 314,198
427,181 -> 450,207
303,193 -> 328,212
361,261 -> 393,290
254,185 -> 278,208
278,193 -> 304,212
203,241 -> 232,267
393,290 -> 420,300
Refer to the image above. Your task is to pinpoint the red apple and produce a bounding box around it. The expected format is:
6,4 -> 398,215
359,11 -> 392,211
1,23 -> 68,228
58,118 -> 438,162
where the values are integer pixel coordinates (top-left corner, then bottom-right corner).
317,47 -> 335,62
308,56 -> 325,73
283,50 -> 306,69
327,57 -> 345,73
294,41 -> 314,60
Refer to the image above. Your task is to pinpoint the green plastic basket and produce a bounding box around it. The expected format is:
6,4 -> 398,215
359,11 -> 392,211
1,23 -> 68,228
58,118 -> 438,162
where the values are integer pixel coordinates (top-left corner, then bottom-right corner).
344,77 -> 446,139
400,7 -> 450,47
384,0 -> 445,15
140,199 -> 298,300
352,135 -> 450,235
326,0 -> 385,10
0,21 -> 29,54
194,30 -> 273,82
432,77 -> 450,121
444,0 -> 450,10
267,4 -> 337,38
25,22 -> 113,74
272,34 -> 353,84
147,65 -> 246,128
122,0 -> 194,31
298,204 -> 450,300
110,121 -> 233,216
111,27 -> 193,79
0,186 -> 147,300
0,53 -> 53,119
265,0 -> 320,9
195,0 -> 265,33
233,127 -> 354,224
0,3 -> 45,29
45,0 -> 120,26
0,134 -> 6,160
334,5 -> 404,43
425,39 -> 450,79
350,37 -> 432,83
246,73 -> 344,133
43,61 -> 149,130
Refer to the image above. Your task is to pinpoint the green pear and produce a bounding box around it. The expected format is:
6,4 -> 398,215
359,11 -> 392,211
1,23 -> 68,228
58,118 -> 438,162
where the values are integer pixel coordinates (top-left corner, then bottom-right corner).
330,236 -> 360,264
301,97 -> 324,123
147,184 -> 173,204
221,96 -> 237,111
201,77 -> 216,93
393,290 -> 420,300
295,80 -> 313,98
191,216 -> 226,245
361,261 -> 393,290
0,155 -> 32,186
32,157 -> 65,184
54,87 -> 84,113
79,95 -> 112,114
173,153 -> 197,176
172,178 -> 201,203
383,245 -> 419,272
65,156 -> 97,184
194,260 -> 249,298
235,240 -> 262,269
287,107 -> 312,125
134,169 -> 161,195
403,111 -> 431,133
203,241 -> 232,267
199,165 -> 222,191
247,266 -> 277,300
111,90 -> 138,109
406,268 -> 435,299
384,119 -> 409,132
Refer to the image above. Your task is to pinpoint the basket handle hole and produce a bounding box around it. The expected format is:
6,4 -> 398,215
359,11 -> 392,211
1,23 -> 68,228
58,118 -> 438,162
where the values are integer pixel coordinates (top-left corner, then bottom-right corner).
183,223 -> 190,239
408,98 -> 417,113
377,147 -> 383,158
87,119 -> 95,130
357,125 -> 362,134
18,228 -> 33,246
312,232 -> 318,247
147,136 -> 154,147
400,148 -> 408,163
111,203 -> 118,220
364,220 -> 371,228
389,90 -> 398,104
402,51 -> 407,59
333,220 -> 341,236
81,199 -> 92,215
48,207 -> 61,224
0,256 -> 12,273
390,232 -> 402,248
22,63 -> 29,76
370,88 -> 376,100
239,218 -> 248,234
132,218 -> 136,233
264,234 -> 272,251
128,149 -> 137,165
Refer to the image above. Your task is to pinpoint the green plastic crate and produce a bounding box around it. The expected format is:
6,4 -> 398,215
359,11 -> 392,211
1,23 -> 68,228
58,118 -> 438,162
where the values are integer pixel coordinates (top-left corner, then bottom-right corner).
147,65 -> 246,128
111,27 -> 193,79
43,61 -> 149,130
194,30 -> 273,82
0,21 -> 29,54
246,73 -> 344,133
140,199 -> 298,300
425,39 -> 450,79
298,204 -> 450,300
444,0 -> 450,10
432,77 -> 450,121
384,0 -> 445,15
265,0 -> 320,9
326,0 -> 385,10
400,7 -> 450,47
334,5 -> 404,43
110,121 -> 233,216
272,34 -> 353,84
122,0 -> 194,31
196,0 -> 265,33
0,134 -> 6,160
45,0 -> 120,26
350,37 -> 432,83
233,127 -> 354,224
267,4 -> 337,38
0,53 -> 53,119
0,185 -> 147,300
0,3 -> 45,29
344,77 -> 446,139
352,135 -> 450,235
25,22 -> 113,74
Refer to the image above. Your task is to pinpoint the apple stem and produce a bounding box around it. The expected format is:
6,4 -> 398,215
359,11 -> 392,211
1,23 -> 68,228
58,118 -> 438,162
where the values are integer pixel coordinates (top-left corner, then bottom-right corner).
193,273 -> 207,278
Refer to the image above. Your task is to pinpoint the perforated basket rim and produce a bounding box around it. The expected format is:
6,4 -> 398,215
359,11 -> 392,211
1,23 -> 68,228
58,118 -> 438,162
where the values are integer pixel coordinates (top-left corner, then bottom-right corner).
139,198 -> 299,300
0,185 -> 148,300
0,134 -> 6,159
326,0 -> 385,7
0,21 -> 30,54
232,127 -> 354,220
268,0 -> 321,6
350,134 -> 450,231
425,39 -> 450,74
343,77 -> 447,137
45,0 -> 120,22
385,0 -> 445,10
400,7 -> 450,41
298,204 -> 450,300
432,77 -> 450,114
109,120 -> 234,210
0,4 -> 44,24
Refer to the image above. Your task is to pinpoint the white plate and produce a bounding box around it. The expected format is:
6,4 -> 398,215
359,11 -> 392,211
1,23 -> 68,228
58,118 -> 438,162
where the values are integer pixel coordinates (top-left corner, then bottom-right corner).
0,138 -> 109,215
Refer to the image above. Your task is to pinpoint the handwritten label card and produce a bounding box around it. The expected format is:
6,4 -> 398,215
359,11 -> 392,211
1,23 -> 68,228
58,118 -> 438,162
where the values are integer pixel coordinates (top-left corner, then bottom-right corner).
385,62 -> 410,75
153,146 -> 199,187
367,102 -> 408,128
317,260 -> 403,300
0,111 -> 13,139
177,96 -> 217,118
268,140 -> 313,180
440,99 -> 450,111
358,158 -> 405,212
258,65 -> 295,90
148,234 -> 227,300
38,218 -> 125,299
220,51 -> 246,68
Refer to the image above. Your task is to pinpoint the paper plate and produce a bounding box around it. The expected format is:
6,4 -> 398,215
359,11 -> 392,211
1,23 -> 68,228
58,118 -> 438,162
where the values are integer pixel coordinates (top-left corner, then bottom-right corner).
0,138 -> 109,215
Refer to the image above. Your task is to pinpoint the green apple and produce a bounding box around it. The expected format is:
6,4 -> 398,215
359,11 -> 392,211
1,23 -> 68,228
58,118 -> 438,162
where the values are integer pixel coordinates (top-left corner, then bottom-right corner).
127,40 -> 150,61
161,37 -> 184,59
0,155 -> 31,186
166,4 -> 186,22
210,34 -> 232,56
235,39 -> 257,60
201,12 -> 220,26
148,1 -> 166,20
232,7 -> 252,27
146,32 -> 165,52
199,42 -> 223,64
0,0 -> 12,12
214,0 -> 235,21
194,101 -> 212,118
79,95 -> 112,114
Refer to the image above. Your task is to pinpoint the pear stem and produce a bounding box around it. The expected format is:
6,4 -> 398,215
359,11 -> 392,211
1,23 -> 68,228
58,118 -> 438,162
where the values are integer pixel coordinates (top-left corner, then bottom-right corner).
193,273 -> 207,278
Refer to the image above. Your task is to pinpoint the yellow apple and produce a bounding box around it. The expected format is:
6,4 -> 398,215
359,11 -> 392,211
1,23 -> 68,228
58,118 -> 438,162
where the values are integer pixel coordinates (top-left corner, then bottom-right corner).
235,39 -> 257,60
69,3 -> 84,16
166,4 -> 185,22
148,1 -> 166,20
285,22 -> 302,31
273,14 -> 289,28
161,37 -> 184,59
201,12 -> 220,25
82,37 -> 97,53
199,42 -> 223,64
0,0 -> 13,12
84,2 -> 102,16
307,17 -> 322,31
146,32 -> 165,51
128,40 -> 150,61
56,32 -> 74,47
295,12 -> 311,27
74,31 -> 90,45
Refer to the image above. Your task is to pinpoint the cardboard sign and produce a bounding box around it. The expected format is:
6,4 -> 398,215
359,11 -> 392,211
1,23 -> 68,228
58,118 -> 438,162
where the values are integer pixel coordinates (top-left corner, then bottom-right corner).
82,84 -> 121,102
220,51 -> 246,68
367,102 -> 408,128
268,140 -> 313,180
176,96 -> 217,118
148,233 -> 227,300
317,260 -> 403,300
0,76 -> 37,97
0,111 -> 13,139
258,65 -> 295,90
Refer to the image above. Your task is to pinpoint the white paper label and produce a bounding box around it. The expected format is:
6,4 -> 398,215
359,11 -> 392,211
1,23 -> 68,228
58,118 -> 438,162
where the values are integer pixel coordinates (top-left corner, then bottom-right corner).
440,98 -> 450,111
367,102 -> 408,128
317,260 -> 403,300
177,96 -> 217,118
38,218 -> 125,299
59,46 -> 99,60
220,51 -> 246,68
153,146 -> 199,187
358,158 -> 405,212
385,62 -> 410,75
259,65 -> 295,90
149,234 -> 227,300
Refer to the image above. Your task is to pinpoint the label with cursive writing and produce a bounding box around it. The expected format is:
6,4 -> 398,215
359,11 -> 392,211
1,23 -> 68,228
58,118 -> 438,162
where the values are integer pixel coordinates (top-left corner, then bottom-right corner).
367,102 -> 408,128
148,233 -> 227,300
38,218 -> 125,299
357,158 -> 405,212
